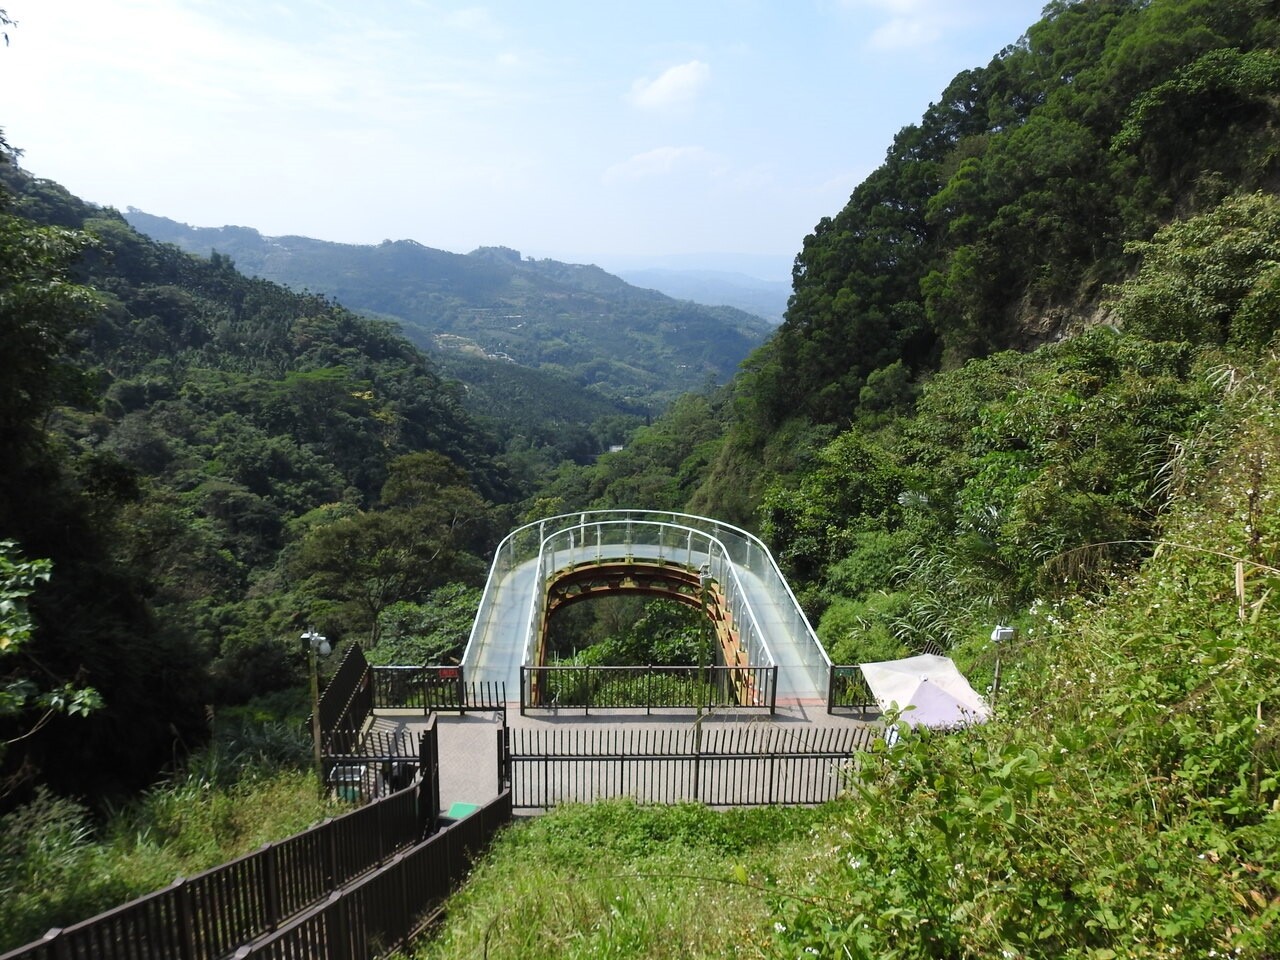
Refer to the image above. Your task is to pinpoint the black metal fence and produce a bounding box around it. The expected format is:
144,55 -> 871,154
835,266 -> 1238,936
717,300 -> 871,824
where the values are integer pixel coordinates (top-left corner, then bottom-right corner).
521,664 -> 777,715
316,645 -> 374,757
826,665 -> 878,717
371,666 -> 507,717
507,723 -> 874,808
0,716 -> 513,960
227,791 -> 513,960
2,775 -> 430,960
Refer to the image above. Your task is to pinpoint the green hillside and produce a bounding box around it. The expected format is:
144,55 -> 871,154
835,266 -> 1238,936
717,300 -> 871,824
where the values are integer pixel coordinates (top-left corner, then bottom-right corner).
123,212 -> 772,410
3,0 -> 1280,954
439,1 -> 1280,952
0,157 -> 519,803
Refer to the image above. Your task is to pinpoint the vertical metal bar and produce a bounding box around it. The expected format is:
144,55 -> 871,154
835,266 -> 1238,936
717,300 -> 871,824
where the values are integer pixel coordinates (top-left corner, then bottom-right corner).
173,876 -> 197,960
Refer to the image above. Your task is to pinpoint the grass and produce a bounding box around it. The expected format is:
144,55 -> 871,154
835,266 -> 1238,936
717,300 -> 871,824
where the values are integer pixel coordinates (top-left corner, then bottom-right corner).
412,800 -> 835,960
0,722 -> 340,952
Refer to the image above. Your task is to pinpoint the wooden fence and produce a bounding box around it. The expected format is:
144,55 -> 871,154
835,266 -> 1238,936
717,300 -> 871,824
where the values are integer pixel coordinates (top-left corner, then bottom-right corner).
520,664 -> 777,714
318,645 -> 374,756
507,723 -> 874,808
2,786 -> 427,960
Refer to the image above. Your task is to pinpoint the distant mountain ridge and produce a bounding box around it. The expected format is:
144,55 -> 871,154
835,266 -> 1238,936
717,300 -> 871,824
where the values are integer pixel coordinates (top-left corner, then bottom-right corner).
615,268 -> 789,324
124,211 -> 774,410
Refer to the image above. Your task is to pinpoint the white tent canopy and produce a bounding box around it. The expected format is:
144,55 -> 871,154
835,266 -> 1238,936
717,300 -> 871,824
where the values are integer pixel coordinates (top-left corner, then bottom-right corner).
859,654 -> 990,728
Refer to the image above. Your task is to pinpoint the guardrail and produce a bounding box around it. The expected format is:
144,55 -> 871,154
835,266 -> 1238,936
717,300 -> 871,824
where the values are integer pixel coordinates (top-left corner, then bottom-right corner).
515,517 -> 790,705
316,644 -> 373,756
1,770 -> 432,960
462,511 -> 831,696
230,791 -> 513,960
826,665 -> 878,717
508,724 -> 873,808
520,664 -> 777,714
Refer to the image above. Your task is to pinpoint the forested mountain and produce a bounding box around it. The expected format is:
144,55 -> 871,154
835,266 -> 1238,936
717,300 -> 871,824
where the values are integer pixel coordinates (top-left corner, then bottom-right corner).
123,211 -> 773,411
0,158 -> 520,801
562,0 -> 1280,638
506,2 -> 1280,949
4,0 -> 1280,952
670,0 -> 1280,521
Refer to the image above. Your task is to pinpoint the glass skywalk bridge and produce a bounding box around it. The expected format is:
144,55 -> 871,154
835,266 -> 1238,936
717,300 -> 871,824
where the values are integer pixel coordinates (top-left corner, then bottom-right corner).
460,510 -> 832,705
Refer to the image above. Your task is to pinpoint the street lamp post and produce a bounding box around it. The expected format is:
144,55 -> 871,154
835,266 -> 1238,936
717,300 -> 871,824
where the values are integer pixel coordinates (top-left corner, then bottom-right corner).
302,629 -> 331,795
990,625 -> 1014,709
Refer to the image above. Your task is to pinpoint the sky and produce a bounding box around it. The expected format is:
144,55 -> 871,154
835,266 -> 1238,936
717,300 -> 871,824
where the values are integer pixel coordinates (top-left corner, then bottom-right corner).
1,0 -> 1048,280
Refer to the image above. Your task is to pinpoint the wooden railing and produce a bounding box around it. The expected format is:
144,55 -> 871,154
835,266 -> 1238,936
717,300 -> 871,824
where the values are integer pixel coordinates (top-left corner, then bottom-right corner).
520,664 -> 777,715
318,644 -> 374,755
1,782 -> 430,960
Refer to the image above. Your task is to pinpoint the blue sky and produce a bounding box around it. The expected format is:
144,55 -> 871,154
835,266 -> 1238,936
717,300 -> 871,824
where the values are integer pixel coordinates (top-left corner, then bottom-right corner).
2,0 -> 1047,279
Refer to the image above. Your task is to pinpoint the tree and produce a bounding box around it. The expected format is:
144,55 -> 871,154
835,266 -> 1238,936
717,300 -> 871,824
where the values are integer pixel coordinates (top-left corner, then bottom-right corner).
1110,192 -> 1280,348
292,452 -> 491,645
1,541 -> 101,786
0,158 -> 100,448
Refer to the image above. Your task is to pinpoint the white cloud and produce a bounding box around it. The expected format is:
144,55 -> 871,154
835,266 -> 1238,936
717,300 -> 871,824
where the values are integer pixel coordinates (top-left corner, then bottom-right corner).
869,16 -> 941,49
840,0 -> 947,51
446,7 -> 505,42
602,146 -> 715,184
627,60 -> 710,110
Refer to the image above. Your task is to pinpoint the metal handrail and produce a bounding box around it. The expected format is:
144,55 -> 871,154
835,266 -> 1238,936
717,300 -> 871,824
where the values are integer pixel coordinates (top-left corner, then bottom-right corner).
462,510 -> 832,695
516,519 -> 777,693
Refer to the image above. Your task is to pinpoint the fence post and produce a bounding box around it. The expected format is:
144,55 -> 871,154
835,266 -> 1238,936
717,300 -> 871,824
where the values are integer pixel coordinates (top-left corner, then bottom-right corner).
173,875 -> 198,960
495,726 -> 509,790
37,927 -> 71,960
324,818 -> 339,890
376,790 -> 388,863
827,665 -> 836,716
769,665 -> 778,715
769,743 -> 779,805
542,737 -> 550,810
328,889 -> 351,960
420,719 -> 440,838
262,841 -> 282,931
693,720 -> 702,803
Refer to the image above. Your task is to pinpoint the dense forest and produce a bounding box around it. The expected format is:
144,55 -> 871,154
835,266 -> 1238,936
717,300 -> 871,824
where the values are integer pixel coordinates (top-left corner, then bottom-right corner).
3,0 -> 1280,954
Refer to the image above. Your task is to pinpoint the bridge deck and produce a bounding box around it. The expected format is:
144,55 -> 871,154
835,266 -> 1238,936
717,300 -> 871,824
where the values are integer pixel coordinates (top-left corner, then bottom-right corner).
466,544 -> 827,702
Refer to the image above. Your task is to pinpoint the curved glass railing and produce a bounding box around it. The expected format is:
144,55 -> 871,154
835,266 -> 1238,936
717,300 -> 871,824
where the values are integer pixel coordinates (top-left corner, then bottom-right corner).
462,511 -> 831,696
